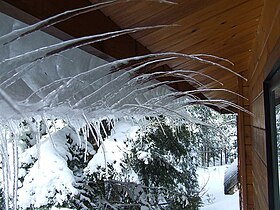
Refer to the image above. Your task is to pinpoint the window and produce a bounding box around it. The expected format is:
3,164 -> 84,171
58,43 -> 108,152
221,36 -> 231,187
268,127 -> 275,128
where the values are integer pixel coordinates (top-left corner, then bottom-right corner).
264,58 -> 280,210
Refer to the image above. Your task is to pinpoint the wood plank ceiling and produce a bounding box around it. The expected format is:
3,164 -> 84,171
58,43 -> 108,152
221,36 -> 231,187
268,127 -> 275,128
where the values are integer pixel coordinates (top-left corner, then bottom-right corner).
1,0 -> 264,112
93,0 -> 263,108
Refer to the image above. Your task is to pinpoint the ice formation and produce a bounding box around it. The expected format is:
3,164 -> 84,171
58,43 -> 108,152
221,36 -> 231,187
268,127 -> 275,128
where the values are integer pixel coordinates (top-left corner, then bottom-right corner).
0,1 -> 247,208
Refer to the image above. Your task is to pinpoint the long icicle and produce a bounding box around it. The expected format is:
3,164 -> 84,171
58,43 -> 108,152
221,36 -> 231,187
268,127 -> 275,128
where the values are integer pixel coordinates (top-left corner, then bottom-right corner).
41,114 -> 59,154
8,121 -> 19,210
33,52 -> 241,110
0,0 -> 176,46
0,129 -> 10,210
0,25 -> 175,72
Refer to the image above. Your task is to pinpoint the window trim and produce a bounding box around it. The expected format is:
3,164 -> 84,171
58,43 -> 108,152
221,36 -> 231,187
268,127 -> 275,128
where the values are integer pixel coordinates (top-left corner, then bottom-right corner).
264,58 -> 280,210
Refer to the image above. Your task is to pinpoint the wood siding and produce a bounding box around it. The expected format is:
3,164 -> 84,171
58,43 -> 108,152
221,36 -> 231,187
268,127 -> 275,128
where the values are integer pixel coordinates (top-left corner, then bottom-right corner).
238,77 -> 254,210
248,0 -> 280,210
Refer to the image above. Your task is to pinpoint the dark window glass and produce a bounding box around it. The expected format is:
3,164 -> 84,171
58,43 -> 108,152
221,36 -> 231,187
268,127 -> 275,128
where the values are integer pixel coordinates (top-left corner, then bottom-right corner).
264,59 -> 280,210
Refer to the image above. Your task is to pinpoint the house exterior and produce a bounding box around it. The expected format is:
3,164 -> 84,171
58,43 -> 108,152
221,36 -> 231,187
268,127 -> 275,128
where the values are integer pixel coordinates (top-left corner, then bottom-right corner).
0,0 -> 279,209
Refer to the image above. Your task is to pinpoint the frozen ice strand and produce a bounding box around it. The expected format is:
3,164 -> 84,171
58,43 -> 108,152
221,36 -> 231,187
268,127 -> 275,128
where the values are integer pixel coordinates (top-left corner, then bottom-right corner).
109,79 -> 191,110
80,126 -> 87,145
0,25 -> 172,73
41,114 -> 58,153
0,129 -> 11,179
155,73 -> 206,87
40,54 -> 161,106
20,77 -> 72,104
61,61 -> 149,106
151,104 -> 199,122
8,122 -> 19,210
101,140 -> 108,178
0,0 -> 175,46
188,55 -> 247,81
155,117 -> 167,136
51,117 -> 58,133
0,1 -> 120,46
72,57 -> 177,109
183,89 -> 248,101
82,113 -> 99,147
181,99 -> 253,116
39,52 -> 230,109
70,119 -> 83,147
35,121 -> 41,169
121,104 -> 166,116
144,88 -> 248,107
129,69 -> 223,86
100,120 -> 108,138
21,52 -> 225,109
0,129 -> 10,210
152,52 -> 246,80
190,53 -> 235,66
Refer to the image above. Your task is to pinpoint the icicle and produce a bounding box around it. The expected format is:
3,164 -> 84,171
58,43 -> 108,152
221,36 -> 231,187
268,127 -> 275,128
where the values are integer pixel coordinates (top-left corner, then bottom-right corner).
41,113 -> 58,152
131,69 -> 223,86
85,125 -> 88,163
182,99 -> 253,116
35,120 -> 41,169
75,128 -> 82,148
99,120 -> 108,139
0,128 -> 10,210
93,121 -> 108,179
80,126 -> 87,149
155,117 -> 167,136
182,89 -> 248,101
72,57 -> 177,109
0,1 -> 118,46
0,0 -> 176,46
70,119 -> 83,148
82,113 -> 99,147
108,117 -> 116,135
8,121 -> 19,210
19,77 -> 83,104
101,140 -> 108,179
101,70 -> 209,108
34,52 -> 241,111
51,117 -> 58,133
107,79 -> 196,110
0,25 -> 173,73
190,53 -> 235,66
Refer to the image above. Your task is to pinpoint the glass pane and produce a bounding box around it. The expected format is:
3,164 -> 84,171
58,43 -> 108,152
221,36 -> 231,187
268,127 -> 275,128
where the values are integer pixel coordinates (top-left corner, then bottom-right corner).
274,86 -> 280,192
276,104 -> 280,189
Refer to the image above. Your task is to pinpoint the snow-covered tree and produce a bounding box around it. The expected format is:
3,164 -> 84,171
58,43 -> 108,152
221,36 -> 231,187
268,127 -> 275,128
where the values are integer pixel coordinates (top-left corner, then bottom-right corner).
187,105 -> 237,167
123,118 -> 201,209
0,109 -> 236,209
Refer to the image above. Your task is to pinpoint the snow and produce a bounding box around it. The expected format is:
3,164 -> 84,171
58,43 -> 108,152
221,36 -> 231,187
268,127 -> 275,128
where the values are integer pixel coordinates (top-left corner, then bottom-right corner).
198,165 -> 239,210
85,120 -> 140,177
17,126 -> 79,208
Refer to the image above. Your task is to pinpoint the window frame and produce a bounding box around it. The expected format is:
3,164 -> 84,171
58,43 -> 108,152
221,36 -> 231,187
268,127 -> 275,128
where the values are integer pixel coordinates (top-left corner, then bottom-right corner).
264,58 -> 280,210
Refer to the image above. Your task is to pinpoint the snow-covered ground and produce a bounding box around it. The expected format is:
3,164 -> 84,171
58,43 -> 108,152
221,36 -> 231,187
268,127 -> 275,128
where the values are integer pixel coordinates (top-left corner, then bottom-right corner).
198,165 -> 239,210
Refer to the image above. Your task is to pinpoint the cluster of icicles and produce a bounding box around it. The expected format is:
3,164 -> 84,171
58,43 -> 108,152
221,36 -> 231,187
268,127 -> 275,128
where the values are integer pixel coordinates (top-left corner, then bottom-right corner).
0,0 -> 249,209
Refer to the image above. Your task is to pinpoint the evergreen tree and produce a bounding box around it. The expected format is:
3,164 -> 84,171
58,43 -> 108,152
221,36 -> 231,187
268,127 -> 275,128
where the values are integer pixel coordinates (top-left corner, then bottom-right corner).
124,118 -> 201,209
188,105 -> 237,167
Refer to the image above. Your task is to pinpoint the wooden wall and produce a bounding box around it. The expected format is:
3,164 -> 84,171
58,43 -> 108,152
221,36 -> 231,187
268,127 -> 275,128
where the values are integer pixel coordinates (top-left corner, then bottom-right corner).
238,75 -> 254,210
246,0 -> 280,209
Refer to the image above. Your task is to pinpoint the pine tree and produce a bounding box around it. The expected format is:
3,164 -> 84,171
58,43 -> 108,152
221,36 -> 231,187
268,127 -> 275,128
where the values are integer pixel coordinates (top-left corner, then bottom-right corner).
188,105 -> 237,167
124,118 -> 201,209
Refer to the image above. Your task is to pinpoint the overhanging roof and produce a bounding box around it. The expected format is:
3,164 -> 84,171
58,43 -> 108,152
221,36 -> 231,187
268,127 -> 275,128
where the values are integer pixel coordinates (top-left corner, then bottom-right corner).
0,0 -> 263,114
